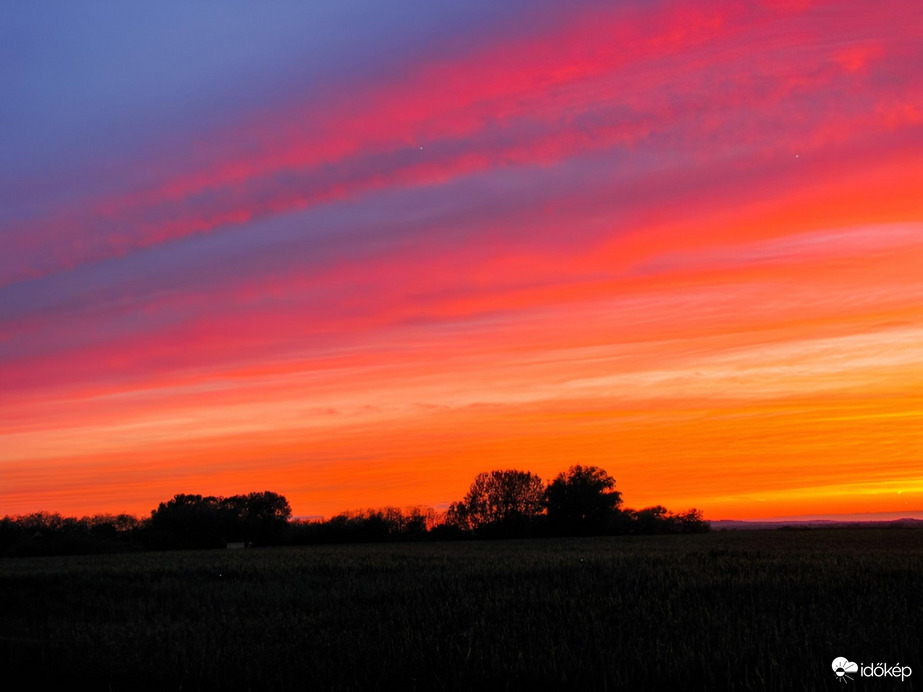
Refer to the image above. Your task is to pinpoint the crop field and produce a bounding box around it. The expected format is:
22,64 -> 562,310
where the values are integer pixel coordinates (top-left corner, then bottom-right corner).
1,529 -> 920,691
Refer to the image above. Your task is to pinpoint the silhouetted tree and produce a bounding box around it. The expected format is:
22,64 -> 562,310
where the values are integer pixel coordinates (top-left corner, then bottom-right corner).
224,491 -> 292,543
445,501 -> 469,531
631,505 -> 670,534
545,465 -> 622,535
295,506 -> 437,543
670,508 -> 710,533
150,494 -> 226,548
447,470 -> 544,536
628,505 -> 709,534
148,491 -> 292,548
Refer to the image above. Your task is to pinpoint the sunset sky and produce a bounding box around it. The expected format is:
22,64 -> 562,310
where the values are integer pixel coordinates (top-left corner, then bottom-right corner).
2,0 -> 922,521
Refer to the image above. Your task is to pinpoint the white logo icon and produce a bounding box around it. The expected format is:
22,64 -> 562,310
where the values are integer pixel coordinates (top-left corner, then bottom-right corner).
833,657 -> 859,683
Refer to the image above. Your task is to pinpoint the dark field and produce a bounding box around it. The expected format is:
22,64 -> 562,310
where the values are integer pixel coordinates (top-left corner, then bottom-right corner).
1,529 -> 920,691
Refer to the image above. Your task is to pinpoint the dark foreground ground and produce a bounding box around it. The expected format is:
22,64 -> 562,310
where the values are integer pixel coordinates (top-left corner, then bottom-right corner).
1,529 -> 920,691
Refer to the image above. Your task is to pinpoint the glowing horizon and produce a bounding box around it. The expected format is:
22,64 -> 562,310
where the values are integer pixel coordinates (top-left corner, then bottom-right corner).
2,0 -> 922,522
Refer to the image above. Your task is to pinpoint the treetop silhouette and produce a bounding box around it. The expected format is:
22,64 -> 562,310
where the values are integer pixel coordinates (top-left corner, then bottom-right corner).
545,465 -> 623,535
447,469 -> 545,535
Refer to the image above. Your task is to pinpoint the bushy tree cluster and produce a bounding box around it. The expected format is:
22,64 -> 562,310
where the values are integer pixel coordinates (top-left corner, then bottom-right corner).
627,506 -> 710,534
287,506 -> 438,544
0,512 -> 142,556
443,466 -> 708,537
149,491 -> 291,548
545,465 -> 623,535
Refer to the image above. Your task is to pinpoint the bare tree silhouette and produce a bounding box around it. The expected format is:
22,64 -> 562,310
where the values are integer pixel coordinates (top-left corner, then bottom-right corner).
447,470 -> 544,536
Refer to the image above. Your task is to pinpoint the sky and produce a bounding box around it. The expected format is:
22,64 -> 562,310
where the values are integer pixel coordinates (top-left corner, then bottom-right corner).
2,0 -> 922,521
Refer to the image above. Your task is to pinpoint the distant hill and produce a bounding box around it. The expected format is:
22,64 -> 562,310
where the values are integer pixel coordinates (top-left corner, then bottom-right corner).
712,518 -> 923,530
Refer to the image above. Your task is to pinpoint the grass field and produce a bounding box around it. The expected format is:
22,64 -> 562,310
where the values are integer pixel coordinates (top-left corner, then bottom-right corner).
1,529 -> 920,690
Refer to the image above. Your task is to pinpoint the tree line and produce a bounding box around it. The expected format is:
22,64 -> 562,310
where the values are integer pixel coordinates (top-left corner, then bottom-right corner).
0,466 -> 707,556
0,491 -> 292,556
